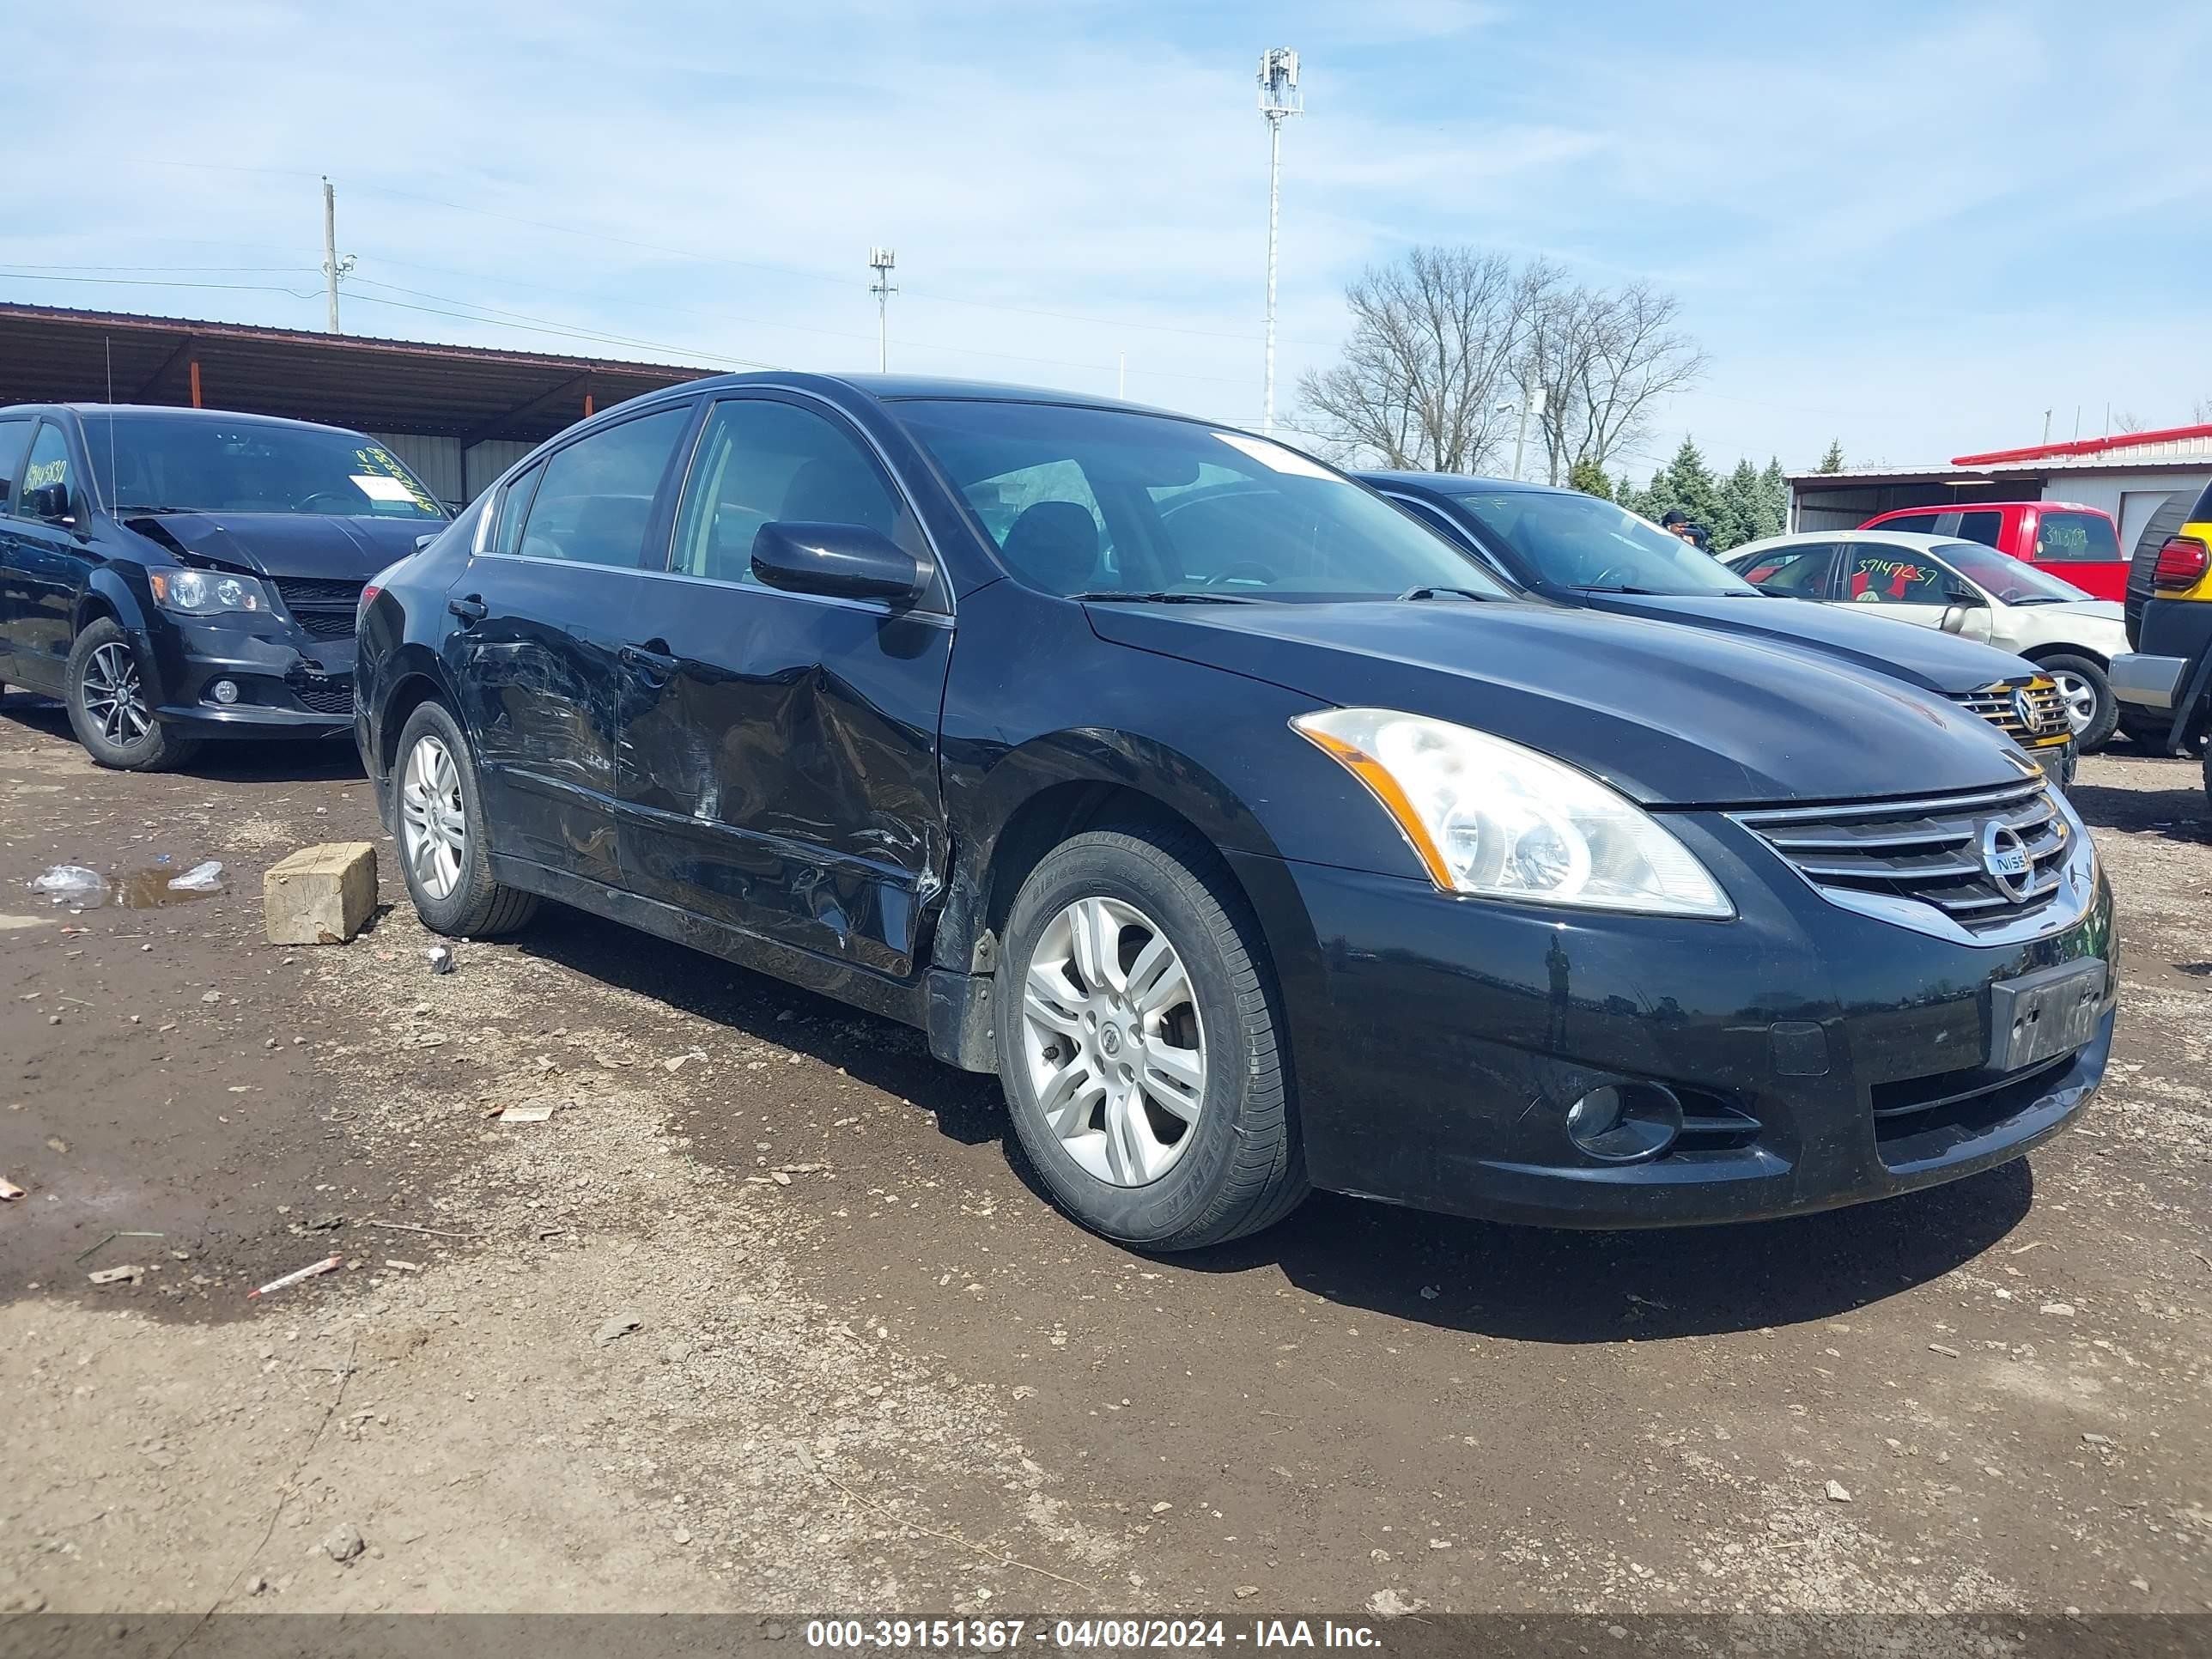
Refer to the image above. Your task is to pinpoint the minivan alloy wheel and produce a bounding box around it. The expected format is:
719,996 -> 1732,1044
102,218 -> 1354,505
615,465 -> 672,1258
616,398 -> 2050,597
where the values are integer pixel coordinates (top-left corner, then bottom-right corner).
400,733 -> 468,901
81,641 -> 151,746
1020,896 -> 1207,1187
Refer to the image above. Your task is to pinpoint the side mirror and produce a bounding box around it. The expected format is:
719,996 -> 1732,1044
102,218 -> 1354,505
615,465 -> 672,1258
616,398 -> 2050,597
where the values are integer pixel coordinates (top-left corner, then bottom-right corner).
414,533 -> 440,553
24,482 -> 73,524
752,520 -> 927,606
1938,602 -> 1990,641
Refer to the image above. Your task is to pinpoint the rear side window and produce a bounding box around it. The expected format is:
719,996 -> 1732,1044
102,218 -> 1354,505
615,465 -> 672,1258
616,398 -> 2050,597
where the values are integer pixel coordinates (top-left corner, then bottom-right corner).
14,421 -> 72,517
1738,544 -> 1837,596
0,416 -> 32,512
515,408 -> 690,569
670,398 -> 921,586
491,462 -> 544,556
2033,510 -> 2119,563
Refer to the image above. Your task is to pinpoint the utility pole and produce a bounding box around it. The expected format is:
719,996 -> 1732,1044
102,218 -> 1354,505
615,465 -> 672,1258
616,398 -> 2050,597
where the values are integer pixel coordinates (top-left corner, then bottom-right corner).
2043,408 -> 2052,445
319,177 -> 355,334
868,247 -> 897,374
1257,48 -> 1302,436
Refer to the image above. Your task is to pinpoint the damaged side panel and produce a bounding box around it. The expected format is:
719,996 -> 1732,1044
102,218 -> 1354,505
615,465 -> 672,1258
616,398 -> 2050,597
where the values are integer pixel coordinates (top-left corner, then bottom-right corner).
615,580 -> 951,976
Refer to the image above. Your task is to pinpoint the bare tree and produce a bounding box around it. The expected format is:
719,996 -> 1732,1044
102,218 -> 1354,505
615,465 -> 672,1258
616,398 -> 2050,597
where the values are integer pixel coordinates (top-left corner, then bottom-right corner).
2113,410 -> 2148,434
1295,246 -> 1705,484
1295,248 -> 1540,471
1522,278 -> 1708,485
2194,396 -> 2212,423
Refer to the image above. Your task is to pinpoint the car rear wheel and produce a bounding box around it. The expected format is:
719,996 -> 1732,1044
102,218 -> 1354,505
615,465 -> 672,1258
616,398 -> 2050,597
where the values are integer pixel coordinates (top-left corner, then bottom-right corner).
2041,653 -> 2117,754
995,823 -> 1307,1250
392,700 -> 538,939
65,617 -> 201,772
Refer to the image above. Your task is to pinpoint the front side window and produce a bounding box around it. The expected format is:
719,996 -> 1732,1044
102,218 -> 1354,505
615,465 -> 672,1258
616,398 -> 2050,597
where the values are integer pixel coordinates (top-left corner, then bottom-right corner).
0,416 -> 33,512
1736,544 -> 1837,597
515,407 -> 691,569
2033,510 -> 2120,563
1954,508 -> 2004,548
1845,546 -> 1952,605
671,398 -> 920,586
893,400 -> 1510,601
15,422 -> 72,518
82,413 -> 445,520
1453,489 -> 1760,597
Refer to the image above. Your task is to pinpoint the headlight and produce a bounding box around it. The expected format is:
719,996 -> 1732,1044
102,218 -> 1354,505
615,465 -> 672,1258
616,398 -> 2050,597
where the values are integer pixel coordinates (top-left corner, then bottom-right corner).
149,568 -> 271,616
1292,708 -> 1734,918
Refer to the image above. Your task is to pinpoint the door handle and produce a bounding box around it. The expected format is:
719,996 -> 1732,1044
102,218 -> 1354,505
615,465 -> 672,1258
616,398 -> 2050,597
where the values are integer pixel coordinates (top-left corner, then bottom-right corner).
619,640 -> 679,670
447,593 -> 488,623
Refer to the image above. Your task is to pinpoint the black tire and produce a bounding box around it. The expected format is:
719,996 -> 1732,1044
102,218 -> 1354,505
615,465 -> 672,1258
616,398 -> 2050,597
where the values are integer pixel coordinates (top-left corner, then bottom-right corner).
390,700 -> 538,939
994,822 -> 1307,1250
64,617 -> 202,772
2118,708 -> 2187,756
2039,653 -> 2118,754
2203,741 -> 2211,817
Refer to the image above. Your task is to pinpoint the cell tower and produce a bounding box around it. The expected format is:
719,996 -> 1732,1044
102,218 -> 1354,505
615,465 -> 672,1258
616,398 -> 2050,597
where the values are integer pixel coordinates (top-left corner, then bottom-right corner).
1257,48 -> 1302,436
868,247 -> 898,374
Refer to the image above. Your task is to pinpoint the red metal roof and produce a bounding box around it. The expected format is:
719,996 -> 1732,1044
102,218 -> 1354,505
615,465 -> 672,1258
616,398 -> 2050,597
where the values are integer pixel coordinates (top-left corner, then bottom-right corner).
1953,422 -> 2212,466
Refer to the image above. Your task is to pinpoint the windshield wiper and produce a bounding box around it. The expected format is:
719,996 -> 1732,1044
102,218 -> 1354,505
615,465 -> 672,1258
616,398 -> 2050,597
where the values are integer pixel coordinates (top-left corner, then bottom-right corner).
1579,584 -> 1663,596
1070,590 -> 1258,605
1398,586 -> 1498,603
116,504 -> 198,515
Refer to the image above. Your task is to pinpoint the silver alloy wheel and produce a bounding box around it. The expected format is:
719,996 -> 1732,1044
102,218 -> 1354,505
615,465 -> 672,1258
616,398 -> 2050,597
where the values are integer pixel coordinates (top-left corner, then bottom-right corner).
2051,670 -> 2100,735
81,641 -> 151,747
1019,895 -> 1207,1188
399,733 -> 468,901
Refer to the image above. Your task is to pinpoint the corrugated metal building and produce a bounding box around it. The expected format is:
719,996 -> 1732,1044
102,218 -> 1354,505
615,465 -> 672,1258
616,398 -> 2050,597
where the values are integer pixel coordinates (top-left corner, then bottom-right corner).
1789,424 -> 2212,562
0,303 -> 716,508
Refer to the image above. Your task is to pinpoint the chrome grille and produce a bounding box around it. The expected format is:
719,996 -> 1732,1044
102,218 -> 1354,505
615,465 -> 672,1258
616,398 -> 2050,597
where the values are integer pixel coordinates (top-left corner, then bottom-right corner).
1736,778 -> 2070,933
1948,678 -> 2069,746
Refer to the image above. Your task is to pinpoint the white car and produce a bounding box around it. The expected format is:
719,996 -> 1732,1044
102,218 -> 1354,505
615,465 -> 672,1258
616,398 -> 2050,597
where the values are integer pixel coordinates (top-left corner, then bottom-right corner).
1724,529 -> 2134,751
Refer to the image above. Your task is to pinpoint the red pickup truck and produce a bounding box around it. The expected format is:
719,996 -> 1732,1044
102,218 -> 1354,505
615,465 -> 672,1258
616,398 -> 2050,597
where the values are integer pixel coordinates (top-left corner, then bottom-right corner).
1858,501 -> 2126,600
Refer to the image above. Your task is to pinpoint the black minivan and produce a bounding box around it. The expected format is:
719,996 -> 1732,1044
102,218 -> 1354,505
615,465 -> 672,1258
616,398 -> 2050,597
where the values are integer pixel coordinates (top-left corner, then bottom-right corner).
0,404 -> 447,769
356,375 -> 2113,1250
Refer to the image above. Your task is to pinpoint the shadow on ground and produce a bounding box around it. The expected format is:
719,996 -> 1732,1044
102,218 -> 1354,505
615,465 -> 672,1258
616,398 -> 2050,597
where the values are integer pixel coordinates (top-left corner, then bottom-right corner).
0,696 -> 364,785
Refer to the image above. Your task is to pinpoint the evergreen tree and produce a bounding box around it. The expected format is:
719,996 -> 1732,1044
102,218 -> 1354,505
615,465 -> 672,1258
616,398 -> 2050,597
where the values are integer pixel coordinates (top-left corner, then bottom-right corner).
1712,459 -> 1764,552
1566,456 -> 1612,501
1756,458 -> 1789,538
1816,439 -> 1845,473
1644,437 -> 1722,533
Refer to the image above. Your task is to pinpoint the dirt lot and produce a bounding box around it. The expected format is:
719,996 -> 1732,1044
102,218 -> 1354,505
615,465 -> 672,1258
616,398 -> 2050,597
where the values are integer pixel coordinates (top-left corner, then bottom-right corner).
0,698 -> 2207,1621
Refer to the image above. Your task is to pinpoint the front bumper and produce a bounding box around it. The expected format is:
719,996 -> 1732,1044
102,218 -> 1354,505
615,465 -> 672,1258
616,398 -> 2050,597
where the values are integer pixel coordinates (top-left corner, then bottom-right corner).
1228,807 -> 2113,1230
137,612 -> 356,738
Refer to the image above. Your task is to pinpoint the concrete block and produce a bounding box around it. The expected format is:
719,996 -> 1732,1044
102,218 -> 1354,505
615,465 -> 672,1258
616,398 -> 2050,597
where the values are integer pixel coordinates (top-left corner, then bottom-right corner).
264,842 -> 378,945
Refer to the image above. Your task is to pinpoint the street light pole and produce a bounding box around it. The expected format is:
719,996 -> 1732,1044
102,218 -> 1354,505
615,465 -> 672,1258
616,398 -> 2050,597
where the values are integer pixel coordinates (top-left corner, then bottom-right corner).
1257,48 -> 1302,436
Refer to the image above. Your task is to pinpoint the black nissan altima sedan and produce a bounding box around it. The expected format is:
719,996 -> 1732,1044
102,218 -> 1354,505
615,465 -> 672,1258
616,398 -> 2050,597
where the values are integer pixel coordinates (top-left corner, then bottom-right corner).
354,375 -> 2114,1250
0,404 -> 449,769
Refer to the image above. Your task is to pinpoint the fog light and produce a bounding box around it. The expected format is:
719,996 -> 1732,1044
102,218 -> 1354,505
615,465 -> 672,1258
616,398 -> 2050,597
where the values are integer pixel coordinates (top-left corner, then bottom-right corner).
1565,1082 -> 1683,1163
210,680 -> 240,706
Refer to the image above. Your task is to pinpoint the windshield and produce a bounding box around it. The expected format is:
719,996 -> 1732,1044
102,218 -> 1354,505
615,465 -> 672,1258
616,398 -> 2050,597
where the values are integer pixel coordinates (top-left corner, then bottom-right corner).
82,413 -> 447,520
1449,489 -> 1759,597
1930,540 -> 2090,605
890,400 -> 1512,601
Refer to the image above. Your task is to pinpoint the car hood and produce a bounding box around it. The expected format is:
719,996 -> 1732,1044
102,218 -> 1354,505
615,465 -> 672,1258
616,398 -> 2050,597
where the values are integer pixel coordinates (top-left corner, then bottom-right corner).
1578,591 -> 2041,692
2015,599 -> 2128,629
1085,599 -> 2032,808
118,512 -> 434,582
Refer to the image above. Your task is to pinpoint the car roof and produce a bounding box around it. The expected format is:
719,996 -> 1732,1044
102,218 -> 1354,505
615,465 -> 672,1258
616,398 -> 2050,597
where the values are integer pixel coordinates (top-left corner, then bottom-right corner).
1870,501 -> 2102,516
0,402 -> 382,441
647,371 -> 1190,421
1729,529 -> 1973,558
1358,469 -> 1548,494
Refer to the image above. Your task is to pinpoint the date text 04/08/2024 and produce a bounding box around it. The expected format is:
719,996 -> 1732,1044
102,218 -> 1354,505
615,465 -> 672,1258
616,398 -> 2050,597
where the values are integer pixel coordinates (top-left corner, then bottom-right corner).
802,1620 -> 1385,1650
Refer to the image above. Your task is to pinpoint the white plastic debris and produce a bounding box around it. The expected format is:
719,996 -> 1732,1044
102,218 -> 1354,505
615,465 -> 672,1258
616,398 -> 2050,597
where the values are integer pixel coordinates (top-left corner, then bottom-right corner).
167,860 -> 224,892
248,1255 -> 343,1299
425,945 -> 454,975
497,1102 -> 556,1124
0,1176 -> 22,1201
30,866 -> 106,906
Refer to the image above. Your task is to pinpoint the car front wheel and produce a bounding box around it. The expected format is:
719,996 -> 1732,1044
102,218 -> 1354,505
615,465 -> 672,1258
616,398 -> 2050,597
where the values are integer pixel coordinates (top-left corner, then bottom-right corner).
392,700 -> 538,939
2041,653 -> 2117,754
995,822 -> 1307,1250
65,617 -> 200,772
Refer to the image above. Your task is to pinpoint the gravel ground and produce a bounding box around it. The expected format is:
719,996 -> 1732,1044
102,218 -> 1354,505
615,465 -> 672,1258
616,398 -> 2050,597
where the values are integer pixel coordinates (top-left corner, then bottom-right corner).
0,698 -> 2205,1621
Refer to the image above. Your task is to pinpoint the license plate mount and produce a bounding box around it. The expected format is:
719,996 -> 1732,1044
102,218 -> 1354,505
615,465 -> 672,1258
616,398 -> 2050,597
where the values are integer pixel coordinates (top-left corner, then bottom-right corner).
1988,959 -> 2106,1073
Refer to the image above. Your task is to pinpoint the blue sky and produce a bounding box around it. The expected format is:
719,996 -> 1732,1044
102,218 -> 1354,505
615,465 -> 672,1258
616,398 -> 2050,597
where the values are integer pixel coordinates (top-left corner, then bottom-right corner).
3,0 -> 2207,476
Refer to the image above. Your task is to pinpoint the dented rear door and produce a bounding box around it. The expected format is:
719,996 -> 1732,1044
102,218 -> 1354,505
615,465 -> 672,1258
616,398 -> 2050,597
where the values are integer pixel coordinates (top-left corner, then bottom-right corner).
615,392 -> 952,978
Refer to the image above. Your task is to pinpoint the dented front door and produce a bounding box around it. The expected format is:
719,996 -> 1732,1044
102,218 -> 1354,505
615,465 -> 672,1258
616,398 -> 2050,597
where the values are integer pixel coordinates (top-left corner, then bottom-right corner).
615,392 -> 952,978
